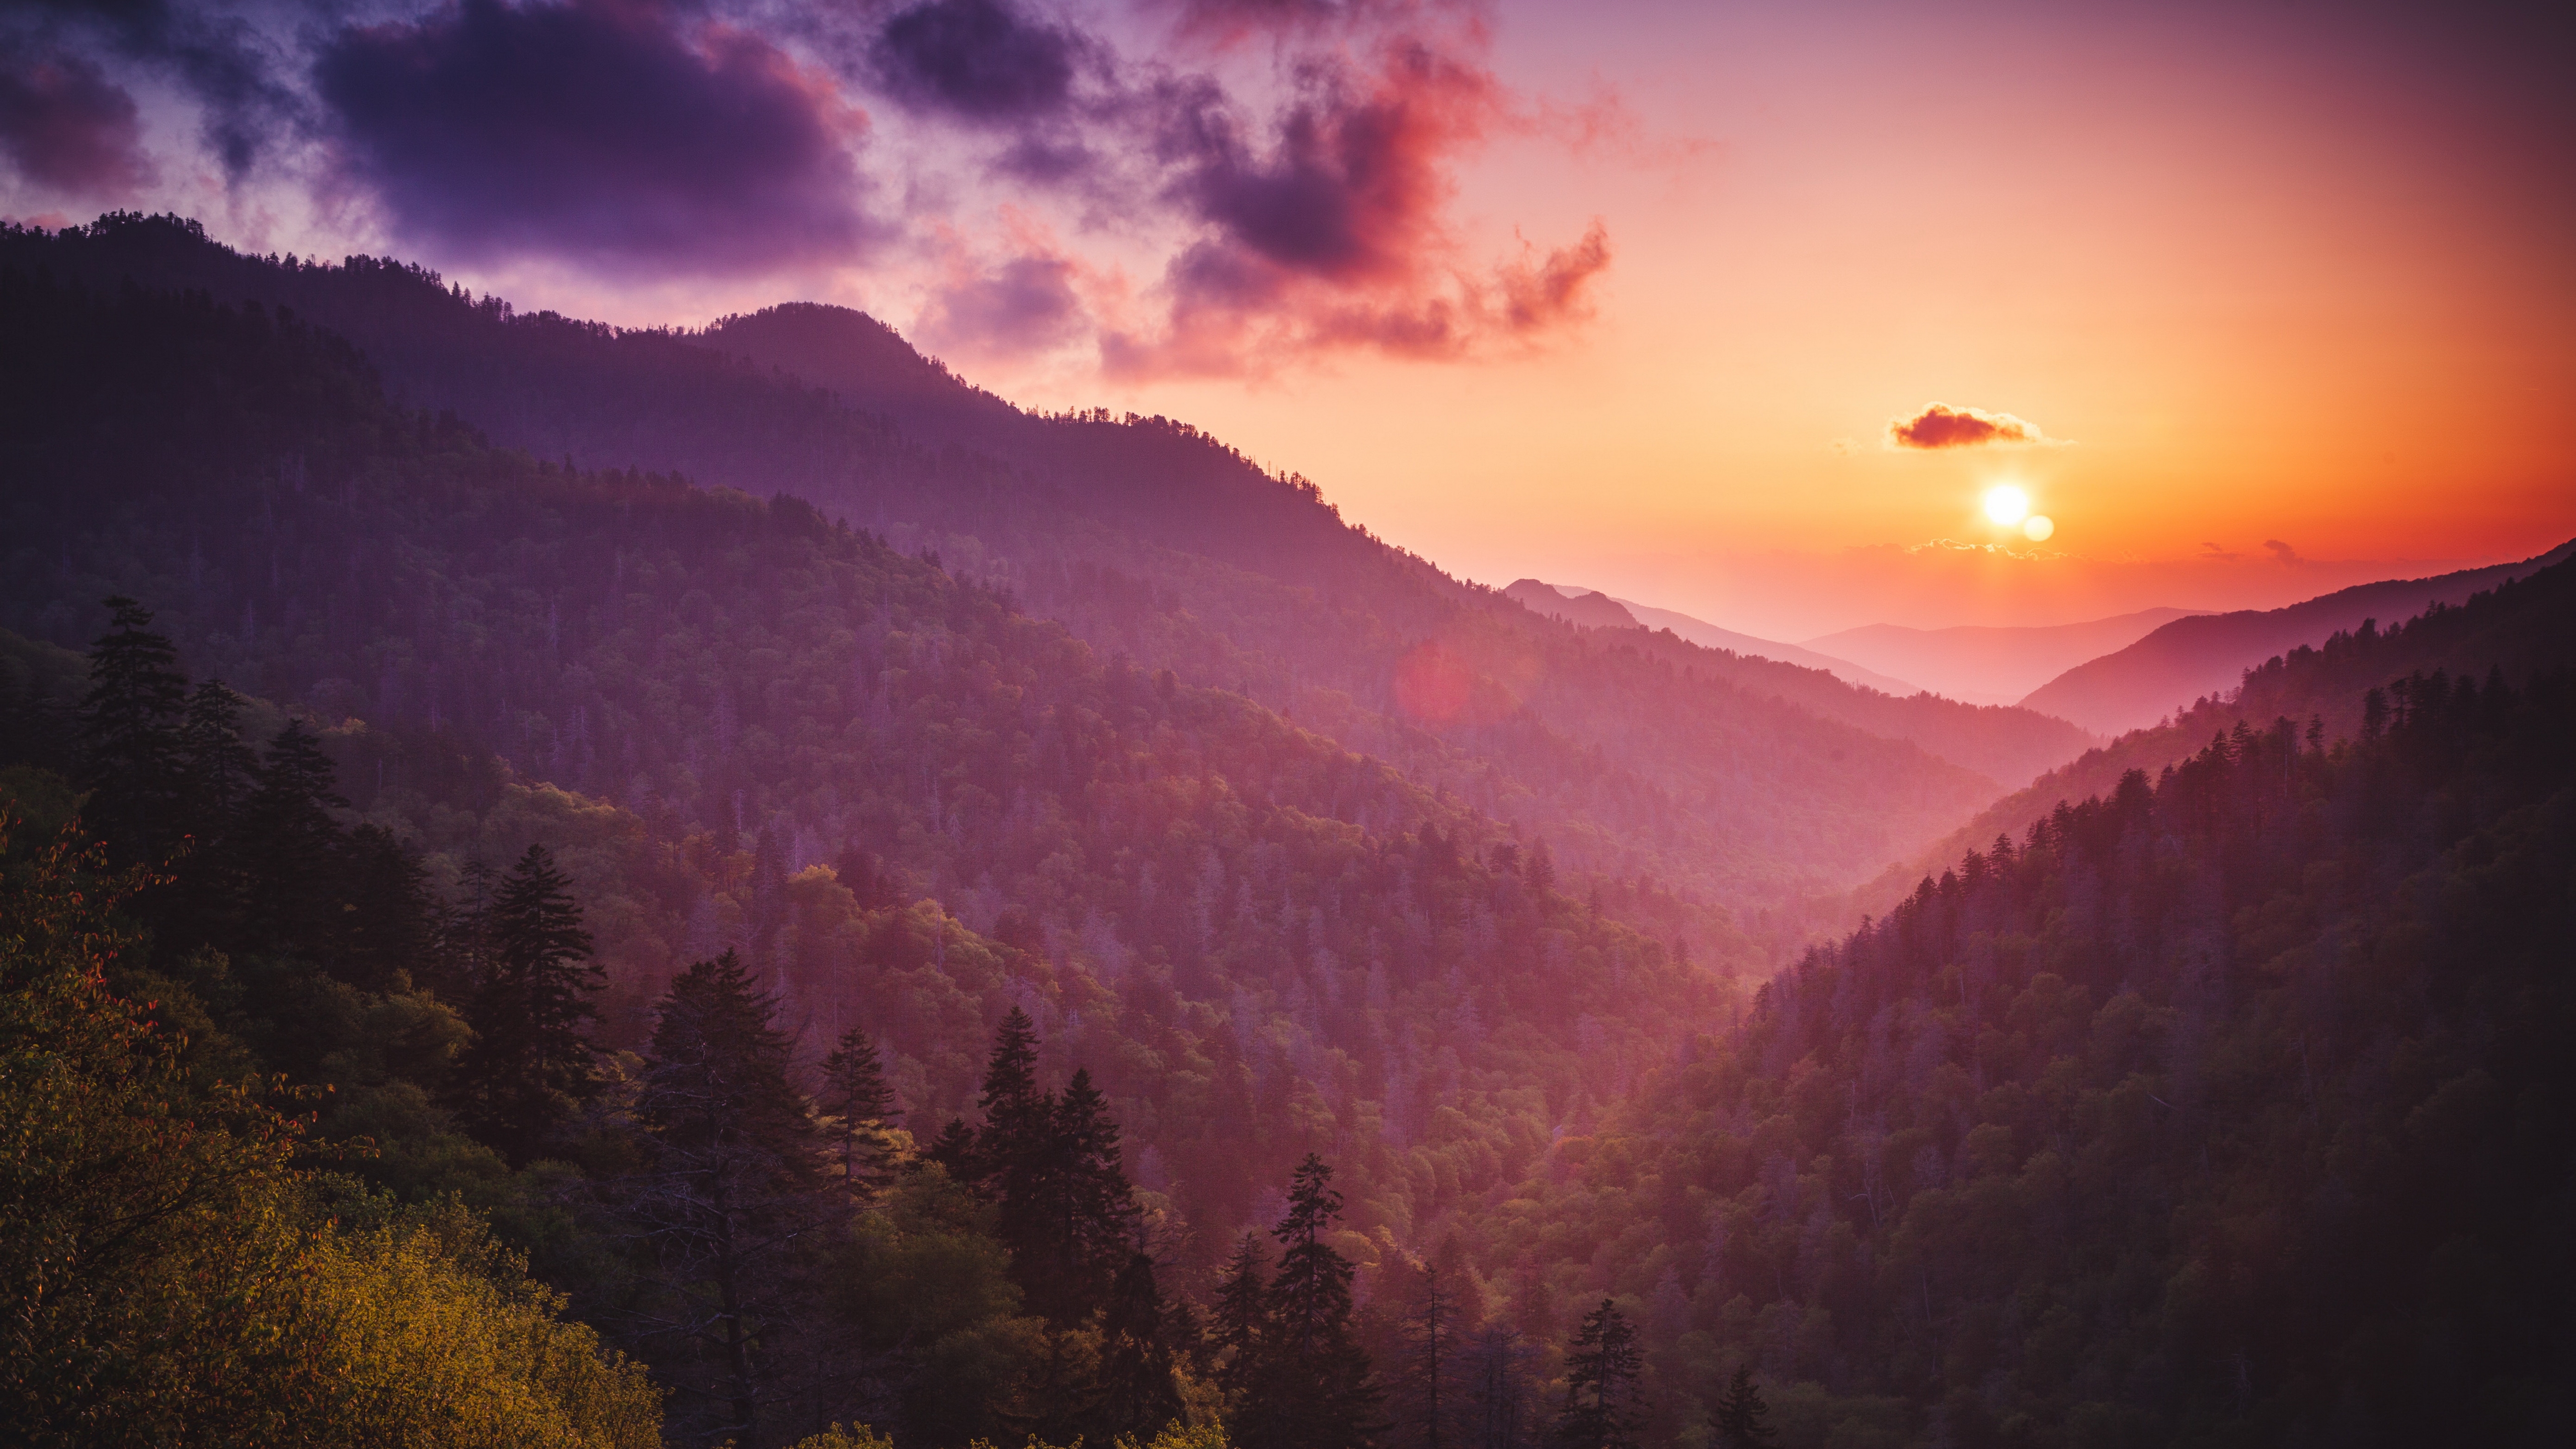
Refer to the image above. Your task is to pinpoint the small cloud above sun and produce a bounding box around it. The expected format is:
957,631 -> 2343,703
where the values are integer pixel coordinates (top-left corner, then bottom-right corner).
1983,485 -> 2055,541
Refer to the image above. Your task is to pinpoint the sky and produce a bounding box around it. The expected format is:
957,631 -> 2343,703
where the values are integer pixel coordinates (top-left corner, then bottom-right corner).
4,0 -> 2569,638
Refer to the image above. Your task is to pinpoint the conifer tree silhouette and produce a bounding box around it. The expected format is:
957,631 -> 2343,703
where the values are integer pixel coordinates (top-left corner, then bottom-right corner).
455,843 -> 600,1162
1554,1299 -> 1642,1449
77,597 -> 188,865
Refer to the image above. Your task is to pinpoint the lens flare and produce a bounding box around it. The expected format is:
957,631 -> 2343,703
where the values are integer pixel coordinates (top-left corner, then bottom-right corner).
2023,514 -> 2055,541
1983,486 -> 2029,526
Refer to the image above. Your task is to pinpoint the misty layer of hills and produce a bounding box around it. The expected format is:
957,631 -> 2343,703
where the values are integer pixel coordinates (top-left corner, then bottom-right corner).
4,213 -> 2572,1449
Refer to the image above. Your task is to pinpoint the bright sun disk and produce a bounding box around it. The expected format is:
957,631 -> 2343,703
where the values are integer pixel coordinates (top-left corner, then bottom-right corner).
1983,486 -> 2030,526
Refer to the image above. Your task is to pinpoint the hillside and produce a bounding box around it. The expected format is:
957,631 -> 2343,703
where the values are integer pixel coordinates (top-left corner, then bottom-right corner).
0,214 -> 2098,905
2019,547 -> 2574,733
0,266 -> 1743,1276
1807,607 -> 2200,705
1466,635 -> 2576,1446
1848,554 -> 2576,923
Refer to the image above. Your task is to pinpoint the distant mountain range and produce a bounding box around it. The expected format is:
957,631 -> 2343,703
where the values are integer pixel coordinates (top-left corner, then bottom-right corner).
2017,544 -> 2576,734
1502,580 -> 1928,697
1803,607 -> 2203,704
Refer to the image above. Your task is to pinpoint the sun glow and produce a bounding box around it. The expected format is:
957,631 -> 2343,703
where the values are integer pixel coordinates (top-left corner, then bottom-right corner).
2023,515 -> 2056,541
1983,486 -> 2030,526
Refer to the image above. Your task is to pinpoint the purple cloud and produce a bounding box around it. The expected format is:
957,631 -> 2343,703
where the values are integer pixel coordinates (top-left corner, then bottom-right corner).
871,0 -> 1081,124
0,50 -> 152,199
315,0 -> 878,274
8,0 -> 296,178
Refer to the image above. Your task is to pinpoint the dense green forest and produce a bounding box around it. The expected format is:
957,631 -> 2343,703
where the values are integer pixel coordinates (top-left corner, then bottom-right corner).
5,218 -> 2572,1448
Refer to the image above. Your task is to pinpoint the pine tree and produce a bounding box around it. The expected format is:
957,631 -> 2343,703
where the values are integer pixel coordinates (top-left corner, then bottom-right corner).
820,1025 -> 899,1193
454,843 -> 600,1162
1709,1366 -> 1776,1449
976,1005 -> 1046,1160
923,1116 -> 982,1183
1096,1247 -> 1185,1441
967,1009 -> 1142,1326
234,719 -> 351,961
340,823 -> 433,991
1029,1066 -> 1140,1322
620,950 -> 847,1444
1462,1326 -> 1538,1449
1394,1263 -> 1459,1449
1240,1154 -> 1382,1449
1553,1300 -> 1642,1449
163,677 -> 258,948
76,597 -> 189,865
1213,1230 -> 1273,1403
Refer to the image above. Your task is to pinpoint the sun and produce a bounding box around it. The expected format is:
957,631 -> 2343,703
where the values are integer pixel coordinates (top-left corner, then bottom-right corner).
1982,486 -> 2030,526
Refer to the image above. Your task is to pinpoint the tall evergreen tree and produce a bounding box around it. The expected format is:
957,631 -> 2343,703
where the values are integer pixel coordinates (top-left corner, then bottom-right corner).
969,1010 -> 1140,1326
76,597 -> 188,865
819,1025 -> 899,1193
1213,1230 -> 1273,1403
922,1116 -> 982,1183
1095,1247 -> 1185,1441
976,1005 -> 1046,1159
1241,1154 -> 1381,1449
1028,1067 -> 1140,1322
234,719 -> 350,960
619,949 -> 848,1446
454,843 -> 600,1162
1394,1264 -> 1460,1449
1708,1366 -> 1776,1449
163,677 -> 258,947
339,823 -> 433,992
1462,1327 -> 1539,1449
1553,1300 -> 1642,1449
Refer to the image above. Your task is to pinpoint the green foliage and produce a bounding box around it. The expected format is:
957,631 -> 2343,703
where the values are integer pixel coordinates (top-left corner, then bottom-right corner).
0,812 -> 660,1446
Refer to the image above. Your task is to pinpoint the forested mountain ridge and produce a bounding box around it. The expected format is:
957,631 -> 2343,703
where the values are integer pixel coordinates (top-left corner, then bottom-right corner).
0,213 -> 2094,904
1843,554 -> 2576,924
1466,625 -> 2576,1446
2018,545 -> 2575,734
0,261 -> 1742,1270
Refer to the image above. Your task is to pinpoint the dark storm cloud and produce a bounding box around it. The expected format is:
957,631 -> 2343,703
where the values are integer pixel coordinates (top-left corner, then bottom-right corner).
0,49 -> 153,197
7,0 -> 298,177
869,0 -> 1081,123
1888,403 -> 2054,449
315,0 -> 877,274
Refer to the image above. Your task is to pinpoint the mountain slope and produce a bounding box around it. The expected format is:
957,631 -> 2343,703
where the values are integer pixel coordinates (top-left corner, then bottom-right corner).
2019,547 -> 2575,732
1805,606 -> 2200,704
1,214 -> 2075,904
1853,553 -> 2576,921
1468,641 -> 2576,1446
0,263 -> 1741,1268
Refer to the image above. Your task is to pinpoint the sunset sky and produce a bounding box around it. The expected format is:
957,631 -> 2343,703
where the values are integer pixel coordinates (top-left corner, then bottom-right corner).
5,0 -> 2568,638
